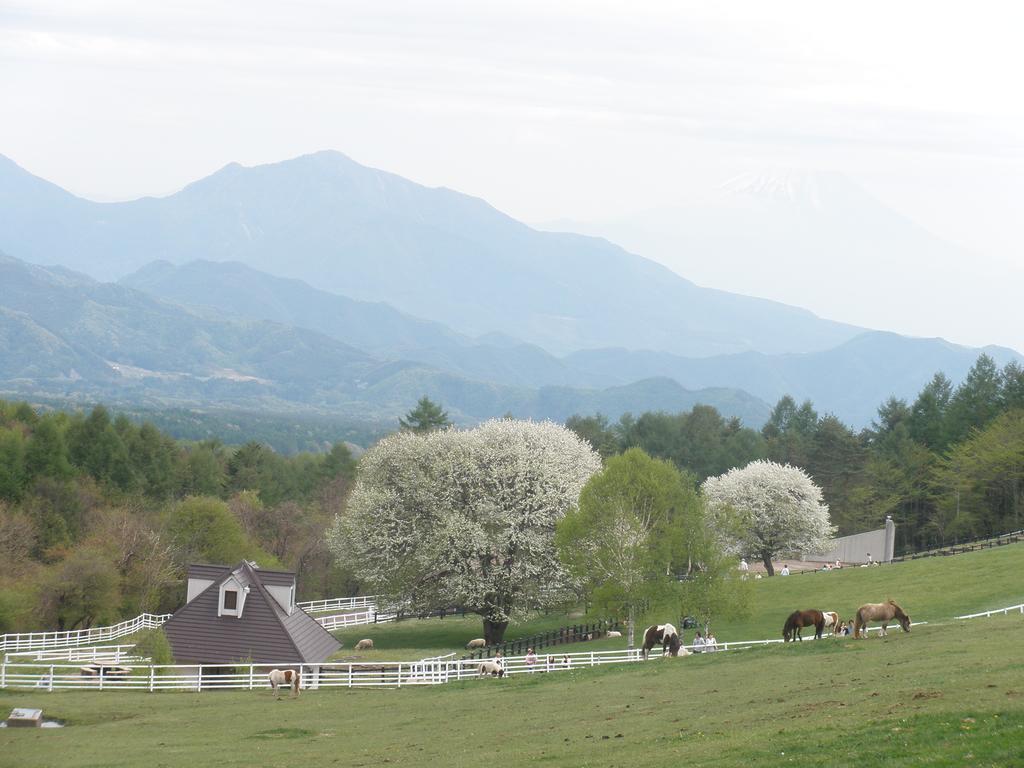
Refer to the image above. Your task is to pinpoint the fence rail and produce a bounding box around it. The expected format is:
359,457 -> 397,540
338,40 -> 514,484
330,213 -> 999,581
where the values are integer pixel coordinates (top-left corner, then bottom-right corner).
3,644 -> 144,664
891,529 -> 1024,563
0,621 -> 931,693
316,610 -> 397,630
956,603 -> 1024,620
296,595 -> 378,613
0,614 -> 171,655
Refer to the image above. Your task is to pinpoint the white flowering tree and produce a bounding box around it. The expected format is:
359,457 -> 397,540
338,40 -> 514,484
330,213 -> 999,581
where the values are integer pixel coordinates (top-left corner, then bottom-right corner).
328,419 -> 601,643
701,460 -> 834,576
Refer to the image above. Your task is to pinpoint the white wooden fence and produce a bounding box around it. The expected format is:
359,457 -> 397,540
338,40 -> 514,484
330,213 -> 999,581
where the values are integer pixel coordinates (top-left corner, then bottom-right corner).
4,644 -> 144,665
0,613 -> 171,655
316,609 -> 397,631
0,621 -> 935,693
296,595 -> 379,613
956,602 -> 1024,619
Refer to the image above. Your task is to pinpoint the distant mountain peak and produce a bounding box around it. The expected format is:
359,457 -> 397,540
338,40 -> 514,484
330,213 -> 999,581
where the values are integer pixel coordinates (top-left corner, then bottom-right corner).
718,170 -> 856,209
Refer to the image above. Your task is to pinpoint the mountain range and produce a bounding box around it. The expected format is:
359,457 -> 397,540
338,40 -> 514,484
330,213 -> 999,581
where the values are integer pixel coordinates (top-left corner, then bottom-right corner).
0,151 -> 860,358
0,151 -> 1018,431
120,259 -> 1022,427
536,169 -> 986,343
0,252 -> 771,426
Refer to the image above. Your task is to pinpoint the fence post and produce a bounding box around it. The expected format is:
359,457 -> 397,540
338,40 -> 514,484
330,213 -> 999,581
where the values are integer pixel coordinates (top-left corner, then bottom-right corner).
397,664 -> 402,688
348,663 -> 352,688
48,664 -> 54,692
198,665 -> 203,693
249,664 -> 255,690
1,661 -> 5,689
149,665 -> 155,692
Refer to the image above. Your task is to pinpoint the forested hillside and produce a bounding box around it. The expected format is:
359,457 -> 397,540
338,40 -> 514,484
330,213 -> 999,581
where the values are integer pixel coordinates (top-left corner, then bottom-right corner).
0,402 -> 357,633
568,354 -> 1024,553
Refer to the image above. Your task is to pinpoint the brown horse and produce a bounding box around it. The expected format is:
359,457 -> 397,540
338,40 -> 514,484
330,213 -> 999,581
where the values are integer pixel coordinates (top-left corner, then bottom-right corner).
783,609 -> 825,642
853,601 -> 910,638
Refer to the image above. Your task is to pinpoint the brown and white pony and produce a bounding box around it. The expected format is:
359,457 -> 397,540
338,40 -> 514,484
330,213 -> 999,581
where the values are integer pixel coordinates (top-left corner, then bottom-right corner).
821,611 -> 842,636
783,609 -> 825,642
641,623 -> 680,659
853,601 -> 911,638
268,668 -> 301,698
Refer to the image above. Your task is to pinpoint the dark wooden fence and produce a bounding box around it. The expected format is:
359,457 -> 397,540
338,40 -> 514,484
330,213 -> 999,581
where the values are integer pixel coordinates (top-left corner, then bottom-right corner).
890,529 -> 1024,562
463,619 -> 621,660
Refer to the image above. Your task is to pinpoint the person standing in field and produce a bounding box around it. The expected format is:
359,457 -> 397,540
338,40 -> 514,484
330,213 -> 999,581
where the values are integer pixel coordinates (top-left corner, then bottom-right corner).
525,648 -> 538,672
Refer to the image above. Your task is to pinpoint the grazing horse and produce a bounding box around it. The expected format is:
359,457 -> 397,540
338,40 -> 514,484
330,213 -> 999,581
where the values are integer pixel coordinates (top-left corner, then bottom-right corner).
853,601 -> 911,638
821,611 -> 842,636
268,668 -> 301,699
477,660 -> 505,677
783,609 -> 825,642
641,623 -> 680,659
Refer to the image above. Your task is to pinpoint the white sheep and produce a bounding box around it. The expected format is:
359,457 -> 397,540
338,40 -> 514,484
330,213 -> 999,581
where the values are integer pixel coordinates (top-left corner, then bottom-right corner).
354,639 -> 374,650
465,638 -> 487,649
606,630 -> 622,638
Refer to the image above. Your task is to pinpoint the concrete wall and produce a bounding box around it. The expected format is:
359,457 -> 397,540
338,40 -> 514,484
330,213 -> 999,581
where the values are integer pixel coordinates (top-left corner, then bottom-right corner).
803,517 -> 896,564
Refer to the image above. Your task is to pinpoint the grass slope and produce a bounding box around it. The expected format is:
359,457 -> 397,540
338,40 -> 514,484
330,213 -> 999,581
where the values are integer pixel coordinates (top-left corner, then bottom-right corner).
710,543 -> 1024,641
330,544 -> 1024,662
3,544 -> 1023,767
2,617 -> 1022,767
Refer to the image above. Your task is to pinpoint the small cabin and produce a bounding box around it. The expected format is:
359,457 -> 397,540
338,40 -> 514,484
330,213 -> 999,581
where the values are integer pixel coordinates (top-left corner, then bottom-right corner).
163,561 -> 340,665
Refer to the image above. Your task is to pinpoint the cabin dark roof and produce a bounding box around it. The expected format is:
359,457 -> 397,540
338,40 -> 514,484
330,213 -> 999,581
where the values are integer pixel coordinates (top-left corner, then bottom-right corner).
253,568 -> 296,587
164,562 -> 340,665
187,564 -> 232,582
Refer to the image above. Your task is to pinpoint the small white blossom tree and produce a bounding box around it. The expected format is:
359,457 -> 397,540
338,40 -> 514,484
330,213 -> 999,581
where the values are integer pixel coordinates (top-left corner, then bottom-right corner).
701,460 -> 834,576
328,419 -> 601,643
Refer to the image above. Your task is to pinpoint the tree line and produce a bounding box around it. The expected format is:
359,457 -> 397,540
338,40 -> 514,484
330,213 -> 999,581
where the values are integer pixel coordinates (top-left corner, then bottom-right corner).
0,402 -> 357,633
566,355 -> 1024,553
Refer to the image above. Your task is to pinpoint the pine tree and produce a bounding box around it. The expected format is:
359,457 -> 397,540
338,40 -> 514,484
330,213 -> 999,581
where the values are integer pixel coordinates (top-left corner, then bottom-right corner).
399,396 -> 451,433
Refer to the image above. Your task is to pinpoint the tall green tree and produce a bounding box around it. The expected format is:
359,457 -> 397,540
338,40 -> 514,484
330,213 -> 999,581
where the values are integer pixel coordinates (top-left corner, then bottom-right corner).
399,396 -> 452,433
909,372 -> 953,451
946,354 -> 1002,443
556,448 -> 699,647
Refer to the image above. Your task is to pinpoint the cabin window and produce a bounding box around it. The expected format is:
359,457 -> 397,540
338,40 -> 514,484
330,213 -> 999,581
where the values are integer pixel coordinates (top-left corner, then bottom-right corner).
223,589 -> 238,611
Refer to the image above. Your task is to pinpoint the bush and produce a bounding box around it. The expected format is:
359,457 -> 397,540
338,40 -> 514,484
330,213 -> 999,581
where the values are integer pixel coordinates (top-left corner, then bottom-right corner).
133,627 -> 174,665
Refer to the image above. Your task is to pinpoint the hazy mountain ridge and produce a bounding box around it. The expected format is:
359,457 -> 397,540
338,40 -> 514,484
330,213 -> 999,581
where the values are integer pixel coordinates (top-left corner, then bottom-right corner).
121,260 -> 1021,426
0,252 -> 770,425
0,151 -> 862,358
535,169 -> 981,344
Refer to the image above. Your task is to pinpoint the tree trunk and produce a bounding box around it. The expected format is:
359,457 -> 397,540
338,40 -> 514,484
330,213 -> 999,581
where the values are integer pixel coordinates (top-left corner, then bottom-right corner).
626,605 -> 636,649
483,618 -> 509,645
761,551 -> 775,576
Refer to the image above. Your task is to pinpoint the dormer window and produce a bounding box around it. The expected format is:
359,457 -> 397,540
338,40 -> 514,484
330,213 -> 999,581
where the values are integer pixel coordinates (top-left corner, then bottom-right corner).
218,577 -> 247,617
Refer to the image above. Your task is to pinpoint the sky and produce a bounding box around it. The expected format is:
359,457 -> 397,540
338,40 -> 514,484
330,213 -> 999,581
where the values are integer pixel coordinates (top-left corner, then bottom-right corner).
2,1 -> 1022,349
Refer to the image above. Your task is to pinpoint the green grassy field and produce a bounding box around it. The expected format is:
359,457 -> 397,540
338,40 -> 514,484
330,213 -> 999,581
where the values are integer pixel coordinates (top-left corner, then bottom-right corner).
329,610 -> 594,661
709,543 -> 1024,640
330,543 -> 1024,661
3,544 -> 1023,768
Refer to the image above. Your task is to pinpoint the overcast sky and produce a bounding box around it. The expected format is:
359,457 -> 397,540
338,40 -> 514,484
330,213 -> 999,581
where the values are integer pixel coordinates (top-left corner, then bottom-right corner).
2,1 -> 1022,349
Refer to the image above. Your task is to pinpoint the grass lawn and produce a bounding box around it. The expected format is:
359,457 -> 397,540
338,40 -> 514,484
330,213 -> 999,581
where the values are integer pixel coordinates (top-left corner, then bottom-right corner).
328,610 -> 596,661
707,542 -> 1024,641
333,542 -> 1024,660
2,615 -> 1022,767
3,543 -> 1022,767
